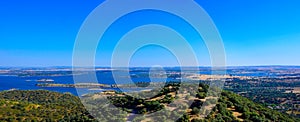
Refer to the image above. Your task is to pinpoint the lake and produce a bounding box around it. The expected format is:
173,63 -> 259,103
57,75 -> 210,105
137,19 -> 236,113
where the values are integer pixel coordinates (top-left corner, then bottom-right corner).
0,70 -> 178,96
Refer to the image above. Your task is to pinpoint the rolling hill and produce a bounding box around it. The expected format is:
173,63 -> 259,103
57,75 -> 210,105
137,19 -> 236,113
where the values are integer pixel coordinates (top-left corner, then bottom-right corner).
0,83 -> 299,122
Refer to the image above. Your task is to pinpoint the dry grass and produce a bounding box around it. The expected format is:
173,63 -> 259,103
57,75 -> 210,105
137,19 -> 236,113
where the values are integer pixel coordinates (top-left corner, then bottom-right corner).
228,106 -> 243,121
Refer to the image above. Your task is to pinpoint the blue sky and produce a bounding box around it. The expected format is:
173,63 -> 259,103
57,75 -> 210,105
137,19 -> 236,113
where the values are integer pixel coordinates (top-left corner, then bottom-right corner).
0,0 -> 300,66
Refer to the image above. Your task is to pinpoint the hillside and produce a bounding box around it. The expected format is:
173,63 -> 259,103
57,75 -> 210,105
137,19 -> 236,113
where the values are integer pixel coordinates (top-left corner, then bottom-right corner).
0,83 -> 299,122
0,90 -> 96,122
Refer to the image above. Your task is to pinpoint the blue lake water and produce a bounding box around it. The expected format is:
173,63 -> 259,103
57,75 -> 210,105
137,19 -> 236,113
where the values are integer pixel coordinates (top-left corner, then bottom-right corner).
0,71 -> 177,96
0,69 -> 273,96
0,75 -> 79,95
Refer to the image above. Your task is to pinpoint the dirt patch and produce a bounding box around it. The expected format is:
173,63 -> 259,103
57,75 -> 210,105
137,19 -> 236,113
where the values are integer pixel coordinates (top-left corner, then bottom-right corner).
228,106 -> 243,121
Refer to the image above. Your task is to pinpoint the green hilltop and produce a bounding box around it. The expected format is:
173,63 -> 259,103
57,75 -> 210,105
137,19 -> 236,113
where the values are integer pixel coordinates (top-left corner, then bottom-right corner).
0,83 -> 299,122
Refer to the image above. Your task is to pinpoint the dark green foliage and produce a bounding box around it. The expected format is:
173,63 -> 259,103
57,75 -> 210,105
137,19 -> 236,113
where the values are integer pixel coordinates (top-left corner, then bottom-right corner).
107,82 -> 181,114
196,92 -> 206,99
191,118 -> 204,122
0,83 -> 299,122
177,114 -> 190,122
0,90 -> 96,122
191,107 -> 200,115
202,91 -> 300,122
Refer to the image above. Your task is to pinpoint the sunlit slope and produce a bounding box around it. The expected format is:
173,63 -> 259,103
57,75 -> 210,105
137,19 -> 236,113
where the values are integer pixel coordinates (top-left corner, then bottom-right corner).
0,86 -> 299,122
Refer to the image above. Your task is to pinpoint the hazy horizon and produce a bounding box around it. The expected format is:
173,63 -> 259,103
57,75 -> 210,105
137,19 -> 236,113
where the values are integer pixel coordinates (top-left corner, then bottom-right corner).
2,65 -> 300,68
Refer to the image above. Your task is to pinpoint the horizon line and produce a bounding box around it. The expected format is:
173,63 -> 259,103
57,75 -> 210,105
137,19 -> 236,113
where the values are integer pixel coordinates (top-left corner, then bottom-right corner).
1,65 -> 300,68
